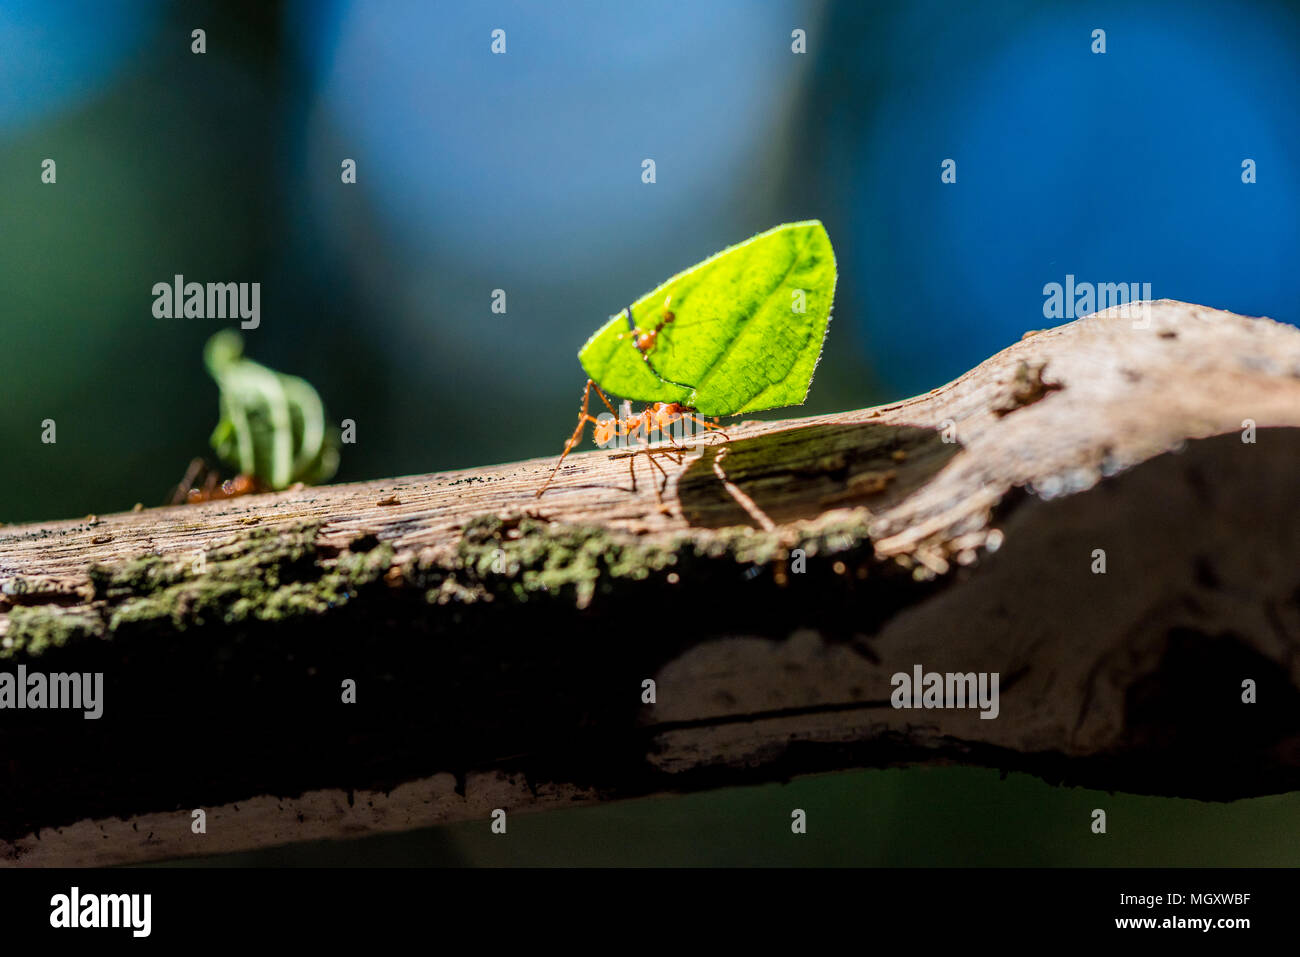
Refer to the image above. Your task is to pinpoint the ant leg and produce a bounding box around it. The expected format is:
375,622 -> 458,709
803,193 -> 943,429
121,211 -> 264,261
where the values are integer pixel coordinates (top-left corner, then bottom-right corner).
171,457 -> 207,505
664,431 -> 688,452
537,379 -> 604,497
644,450 -> 678,513
616,305 -> 645,347
682,412 -> 729,442
642,453 -> 665,511
627,408 -> 652,449
589,380 -> 619,418
653,412 -> 690,451
658,329 -> 676,361
185,465 -> 221,506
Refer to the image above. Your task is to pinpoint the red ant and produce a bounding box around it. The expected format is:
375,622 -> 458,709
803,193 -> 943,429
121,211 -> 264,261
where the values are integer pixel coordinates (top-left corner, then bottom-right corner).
169,458 -> 268,505
535,379 -> 726,500
619,294 -> 677,359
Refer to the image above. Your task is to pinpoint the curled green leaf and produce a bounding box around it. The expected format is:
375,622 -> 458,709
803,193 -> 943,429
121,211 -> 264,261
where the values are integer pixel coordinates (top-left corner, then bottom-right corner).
203,331 -> 339,489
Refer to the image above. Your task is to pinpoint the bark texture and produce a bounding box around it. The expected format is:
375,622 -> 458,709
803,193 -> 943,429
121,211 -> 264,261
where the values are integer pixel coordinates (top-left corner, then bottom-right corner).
1,300 -> 1299,866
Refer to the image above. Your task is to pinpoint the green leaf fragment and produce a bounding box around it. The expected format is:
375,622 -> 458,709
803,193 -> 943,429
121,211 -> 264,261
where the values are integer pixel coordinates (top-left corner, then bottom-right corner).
578,220 -> 837,416
203,331 -> 339,489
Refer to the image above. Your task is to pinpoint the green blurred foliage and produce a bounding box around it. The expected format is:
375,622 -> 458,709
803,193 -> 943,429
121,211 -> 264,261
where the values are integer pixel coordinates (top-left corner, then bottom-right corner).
204,331 -> 338,488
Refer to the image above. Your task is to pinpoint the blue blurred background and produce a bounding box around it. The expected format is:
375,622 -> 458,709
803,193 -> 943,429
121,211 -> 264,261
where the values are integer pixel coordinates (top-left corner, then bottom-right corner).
3,0 -> 1297,525
3,0 -> 1299,864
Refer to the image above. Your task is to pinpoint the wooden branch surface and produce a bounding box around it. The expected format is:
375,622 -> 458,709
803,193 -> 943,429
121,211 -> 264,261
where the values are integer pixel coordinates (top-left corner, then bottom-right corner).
2,300 -> 1299,866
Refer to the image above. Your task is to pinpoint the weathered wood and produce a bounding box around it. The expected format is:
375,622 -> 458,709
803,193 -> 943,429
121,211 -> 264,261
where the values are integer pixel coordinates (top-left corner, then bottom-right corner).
2,300 -> 1299,866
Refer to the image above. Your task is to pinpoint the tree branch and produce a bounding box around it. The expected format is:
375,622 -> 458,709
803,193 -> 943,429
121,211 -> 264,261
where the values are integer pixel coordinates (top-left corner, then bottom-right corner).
2,300 -> 1299,866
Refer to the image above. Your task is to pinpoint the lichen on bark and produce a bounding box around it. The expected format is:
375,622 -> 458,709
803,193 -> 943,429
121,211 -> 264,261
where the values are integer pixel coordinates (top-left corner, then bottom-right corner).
2,522 -> 393,658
